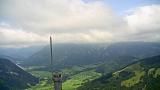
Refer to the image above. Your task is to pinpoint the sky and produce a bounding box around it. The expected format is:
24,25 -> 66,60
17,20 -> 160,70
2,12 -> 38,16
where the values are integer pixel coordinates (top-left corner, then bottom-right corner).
0,0 -> 160,47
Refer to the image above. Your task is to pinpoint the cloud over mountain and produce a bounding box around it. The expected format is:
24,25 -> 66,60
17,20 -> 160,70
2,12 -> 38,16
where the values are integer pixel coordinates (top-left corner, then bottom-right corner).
0,0 -> 159,47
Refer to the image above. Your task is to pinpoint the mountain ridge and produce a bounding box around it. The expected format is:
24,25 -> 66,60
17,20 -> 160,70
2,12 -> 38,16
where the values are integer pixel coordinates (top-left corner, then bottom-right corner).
22,42 -> 160,68
0,58 -> 39,90
78,55 -> 160,90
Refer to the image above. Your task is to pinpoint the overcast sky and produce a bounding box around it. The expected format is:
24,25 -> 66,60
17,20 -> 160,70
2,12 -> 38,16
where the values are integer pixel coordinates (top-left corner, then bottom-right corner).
0,0 -> 160,47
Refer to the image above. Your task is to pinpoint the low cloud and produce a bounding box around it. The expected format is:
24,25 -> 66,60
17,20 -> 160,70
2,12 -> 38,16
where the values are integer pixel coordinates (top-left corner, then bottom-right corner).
124,5 -> 160,41
0,27 -> 48,47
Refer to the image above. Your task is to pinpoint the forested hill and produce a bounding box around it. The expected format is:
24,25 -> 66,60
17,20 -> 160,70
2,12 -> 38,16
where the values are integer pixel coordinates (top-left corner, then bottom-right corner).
0,58 -> 39,90
78,55 -> 160,90
22,42 -> 160,67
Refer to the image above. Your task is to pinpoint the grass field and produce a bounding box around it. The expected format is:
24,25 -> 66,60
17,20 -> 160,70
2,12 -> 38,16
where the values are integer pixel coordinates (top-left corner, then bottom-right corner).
63,70 -> 101,90
115,63 -> 146,87
26,66 -> 101,90
27,79 -> 53,90
121,71 -> 145,87
154,68 -> 160,78
29,71 -> 52,79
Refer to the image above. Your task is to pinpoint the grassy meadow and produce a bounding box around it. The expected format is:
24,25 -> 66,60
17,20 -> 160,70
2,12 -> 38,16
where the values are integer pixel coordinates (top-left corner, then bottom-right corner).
26,66 -> 101,90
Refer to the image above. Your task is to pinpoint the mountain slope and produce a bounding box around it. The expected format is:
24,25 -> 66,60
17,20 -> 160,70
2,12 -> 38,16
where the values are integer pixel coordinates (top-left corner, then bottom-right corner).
0,58 -> 39,90
0,45 -> 43,64
23,42 -> 160,67
78,55 -> 160,90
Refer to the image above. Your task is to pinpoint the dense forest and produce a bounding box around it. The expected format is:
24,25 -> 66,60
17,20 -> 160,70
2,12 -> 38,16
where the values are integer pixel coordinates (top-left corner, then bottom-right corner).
0,58 -> 38,90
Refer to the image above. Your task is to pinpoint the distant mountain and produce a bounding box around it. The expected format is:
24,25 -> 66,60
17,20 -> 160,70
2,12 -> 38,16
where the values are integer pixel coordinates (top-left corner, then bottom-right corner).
78,55 -> 160,90
0,58 -> 39,90
0,45 -> 43,64
23,43 -> 110,66
22,42 -> 160,68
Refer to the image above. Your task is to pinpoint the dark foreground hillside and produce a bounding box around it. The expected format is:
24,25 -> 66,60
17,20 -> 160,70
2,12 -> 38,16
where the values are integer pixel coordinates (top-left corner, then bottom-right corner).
78,55 -> 160,90
0,58 -> 39,90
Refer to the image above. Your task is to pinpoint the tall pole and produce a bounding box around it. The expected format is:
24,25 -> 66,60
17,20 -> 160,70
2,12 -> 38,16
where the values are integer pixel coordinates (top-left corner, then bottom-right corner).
50,36 -> 53,68
50,36 -> 62,90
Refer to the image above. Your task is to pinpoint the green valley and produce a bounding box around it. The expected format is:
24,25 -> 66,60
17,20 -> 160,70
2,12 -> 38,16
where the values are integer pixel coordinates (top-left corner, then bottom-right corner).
1,42 -> 160,90
27,67 -> 101,90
